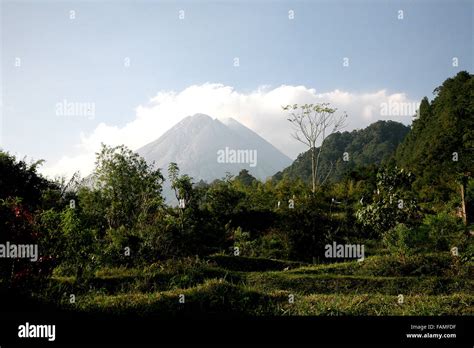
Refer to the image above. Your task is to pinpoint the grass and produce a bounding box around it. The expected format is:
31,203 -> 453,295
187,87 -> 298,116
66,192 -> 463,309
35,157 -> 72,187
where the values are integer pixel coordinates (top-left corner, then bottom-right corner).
71,279 -> 281,317
289,293 -> 474,316
68,280 -> 473,317
38,252 -> 473,316
246,272 -> 473,295
288,252 -> 468,277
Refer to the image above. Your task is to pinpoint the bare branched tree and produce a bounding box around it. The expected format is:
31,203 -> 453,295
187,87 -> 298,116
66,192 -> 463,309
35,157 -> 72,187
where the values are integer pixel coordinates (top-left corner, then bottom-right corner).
283,103 -> 347,193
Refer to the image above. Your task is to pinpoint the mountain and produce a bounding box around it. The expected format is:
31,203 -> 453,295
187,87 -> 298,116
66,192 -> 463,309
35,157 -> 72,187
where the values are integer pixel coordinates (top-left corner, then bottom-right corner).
273,120 -> 410,183
137,113 -> 292,192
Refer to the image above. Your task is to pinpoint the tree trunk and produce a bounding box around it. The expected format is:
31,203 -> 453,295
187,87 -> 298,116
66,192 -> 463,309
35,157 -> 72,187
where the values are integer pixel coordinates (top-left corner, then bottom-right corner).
460,181 -> 467,225
311,146 -> 316,193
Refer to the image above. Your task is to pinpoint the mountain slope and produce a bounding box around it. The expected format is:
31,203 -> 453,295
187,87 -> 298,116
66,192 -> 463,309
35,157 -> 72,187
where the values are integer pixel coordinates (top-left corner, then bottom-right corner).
273,120 -> 410,183
137,113 -> 292,183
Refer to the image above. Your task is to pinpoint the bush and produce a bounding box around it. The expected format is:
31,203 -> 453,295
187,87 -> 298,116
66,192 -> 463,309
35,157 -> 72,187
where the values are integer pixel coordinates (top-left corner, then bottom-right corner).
232,227 -> 258,257
0,198 -> 55,287
382,224 -> 425,262
257,229 -> 291,260
419,212 -> 466,251
278,201 -> 335,262
59,208 -> 99,279
460,240 -> 474,264
355,167 -> 420,236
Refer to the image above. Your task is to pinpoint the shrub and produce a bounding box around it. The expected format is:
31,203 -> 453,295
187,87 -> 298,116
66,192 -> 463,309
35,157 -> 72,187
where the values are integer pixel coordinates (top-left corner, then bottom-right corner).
257,229 -> 291,260
382,223 -> 426,262
0,198 -> 55,287
59,208 -> 99,279
356,167 -> 419,236
419,212 -> 466,251
233,227 -> 258,257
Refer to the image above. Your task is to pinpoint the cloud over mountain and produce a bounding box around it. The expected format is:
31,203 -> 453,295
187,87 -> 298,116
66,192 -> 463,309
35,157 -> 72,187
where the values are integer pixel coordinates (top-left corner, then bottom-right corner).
41,83 -> 418,179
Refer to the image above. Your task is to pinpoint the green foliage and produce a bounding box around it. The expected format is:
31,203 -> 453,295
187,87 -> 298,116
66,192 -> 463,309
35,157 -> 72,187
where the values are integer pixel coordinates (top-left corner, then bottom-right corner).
290,253 -> 466,277
49,251 -> 472,317
2,72 -> 473,317
282,102 -> 347,192
168,162 -> 194,204
289,293 -> 473,316
382,224 -> 425,261
0,151 -> 55,210
59,208 -> 98,279
395,71 -> 474,203
460,241 -> 474,264
71,279 -> 281,317
356,167 -> 419,236
0,197 -> 37,284
232,227 -> 258,257
419,212 -> 466,251
76,186 -> 108,235
382,213 -> 466,263
71,284 -> 473,316
274,120 -> 410,184
205,179 -> 246,217
257,229 -> 291,260
230,226 -> 291,259
234,169 -> 257,187
247,272 -> 471,296
37,209 -> 63,260
94,144 -> 164,230
0,152 -> 59,286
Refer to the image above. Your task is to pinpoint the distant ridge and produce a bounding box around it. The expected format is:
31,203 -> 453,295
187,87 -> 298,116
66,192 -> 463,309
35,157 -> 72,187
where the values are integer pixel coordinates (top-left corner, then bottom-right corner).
273,120 -> 410,183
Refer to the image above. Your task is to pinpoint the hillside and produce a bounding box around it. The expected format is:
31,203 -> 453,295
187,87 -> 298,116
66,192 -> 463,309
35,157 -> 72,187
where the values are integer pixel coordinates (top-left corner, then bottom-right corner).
273,120 -> 410,183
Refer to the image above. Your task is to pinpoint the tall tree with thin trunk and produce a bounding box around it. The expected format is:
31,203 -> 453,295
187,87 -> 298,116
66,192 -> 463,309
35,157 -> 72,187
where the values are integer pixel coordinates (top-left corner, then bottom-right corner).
283,103 -> 347,193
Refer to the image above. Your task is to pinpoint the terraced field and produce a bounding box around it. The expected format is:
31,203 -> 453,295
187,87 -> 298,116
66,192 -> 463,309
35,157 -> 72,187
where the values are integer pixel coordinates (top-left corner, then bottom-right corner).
43,252 -> 473,316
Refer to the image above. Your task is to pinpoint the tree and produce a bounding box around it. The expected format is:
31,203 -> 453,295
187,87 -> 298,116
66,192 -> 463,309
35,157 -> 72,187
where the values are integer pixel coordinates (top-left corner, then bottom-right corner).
93,144 -> 164,230
167,162 -> 194,242
234,169 -> 257,187
59,208 -> 97,279
165,163 -> 227,257
395,71 -> 473,215
168,162 -> 194,206
283,103 -> 347,192
0,151 -> 55,210
273,120 -> 409,185
0,152 -> 58,285
356,167 -> 419,236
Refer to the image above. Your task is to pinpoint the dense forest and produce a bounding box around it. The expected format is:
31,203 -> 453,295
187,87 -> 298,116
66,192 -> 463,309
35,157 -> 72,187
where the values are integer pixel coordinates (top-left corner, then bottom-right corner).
0,72 -> 472,317
273,120 -> 410,183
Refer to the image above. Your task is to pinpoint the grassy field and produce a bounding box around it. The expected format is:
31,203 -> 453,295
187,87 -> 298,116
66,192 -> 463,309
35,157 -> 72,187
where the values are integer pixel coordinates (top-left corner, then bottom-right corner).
39,252 -> 473,317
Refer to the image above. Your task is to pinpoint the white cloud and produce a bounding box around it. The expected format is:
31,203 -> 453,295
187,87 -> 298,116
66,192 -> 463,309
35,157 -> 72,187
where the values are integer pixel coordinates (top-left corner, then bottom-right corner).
40,83 -> 417,179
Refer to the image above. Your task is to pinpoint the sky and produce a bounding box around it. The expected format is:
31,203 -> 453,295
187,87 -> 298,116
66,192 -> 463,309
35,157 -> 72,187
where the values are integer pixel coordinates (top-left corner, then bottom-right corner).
1,0 -> 472,178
